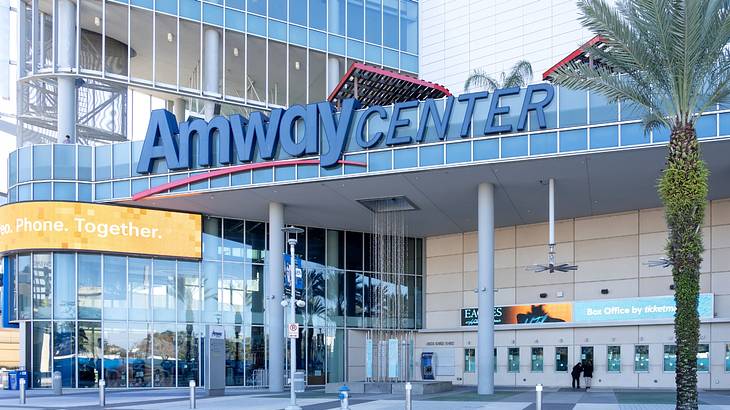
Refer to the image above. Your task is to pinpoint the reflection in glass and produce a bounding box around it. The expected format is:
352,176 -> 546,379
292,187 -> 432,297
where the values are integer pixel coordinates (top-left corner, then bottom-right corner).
245,221 -> 267,263
53,321 -> 76,387
556,346 -> 568,372
17,255 -> 31,320
697,344 -> 709,372
128,258 -> 152,321
245,326 -> 266,386
153,259 -> 176,321
307,268 -> 327,326
225,30 -> 245,99
247,36 -> 266,102
53,254 -> 76,319
203,217 -> 223,260
346,271 -> 363,327
103,256 -> 127,320
307,327 -> 326,384
78,321 -> 102,387
178,324 -> 201,386
225,324 -> 245,386
248,264 -> 265,324
607,345 -> 621,372
178,261 -> 201,323
508,347 -> 520,372
128,323 -> 151,387
32,253 -> 52,319
104,322 -> 128,387
78,254 -> 101,319
222,263 -> 245,323
155,13 -> 177,86
203,261 -> 221,323
153,324 -> 177,387
464,348 -> 476,372
32,322 -> 52,387
309,50 -> 327,103
289,45 -> 307,105
130,7 -> 153,83
531,347 -> 544,372
635,345 -> 649,372
269,41 -> 286,105
223,219 -> 245,261
105,2 -> 128,75
179,19 -> 201,92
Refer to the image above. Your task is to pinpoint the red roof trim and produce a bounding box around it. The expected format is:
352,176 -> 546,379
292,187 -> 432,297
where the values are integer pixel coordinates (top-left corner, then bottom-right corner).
327,62 -> 452,102
542,36 -> 604,80
132,159 -> 366,201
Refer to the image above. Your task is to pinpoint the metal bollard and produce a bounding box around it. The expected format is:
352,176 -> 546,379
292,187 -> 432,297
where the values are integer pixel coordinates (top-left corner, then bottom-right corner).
99,379 -> 106,407
338,385 -> 350,410
536,384 -> 543,410
405,382 -> 412,410
189,380 -> 196,409
19,378 -> 26,405
52,371 -> 63,395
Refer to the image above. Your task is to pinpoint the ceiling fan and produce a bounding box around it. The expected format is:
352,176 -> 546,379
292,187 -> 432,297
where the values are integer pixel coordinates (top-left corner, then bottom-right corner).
527,178 -> 578,273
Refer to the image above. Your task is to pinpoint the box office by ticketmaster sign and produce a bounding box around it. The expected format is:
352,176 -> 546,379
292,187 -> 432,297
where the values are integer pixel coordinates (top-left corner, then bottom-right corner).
0,201 -> 202,259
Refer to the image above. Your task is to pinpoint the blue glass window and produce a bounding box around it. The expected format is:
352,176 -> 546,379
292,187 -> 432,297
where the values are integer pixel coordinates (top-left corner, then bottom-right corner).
419,145 -> 443,166
383,48 -> 398,68
394,148 -> 417,169
321,164 -> 342,176
155,0 -> 176,14
33,145 -> 52,180
248,0 -> 266,15
502,136 -> 528,158
170,174 -> 188,193
559,87 -> 587,127
368,150 -> 392,171
78,183 -> 92,202
247,14 -> 266,35
269,19 -> 287,41
95,145 -> 112,181
131,0 -> 153,8
275,166 -> 296,181
225,9 -> 245,31
227,0 -> 245,10
33,182 -> 52,200
309,0 -> 326,30
150,175 -> 168,188
290,0 -> 306,25
180,0 -> 201,20
529,88 -> 558,131
8,151 -> 16,186
365,44 -> 381,64
347,0 -> 364,39
620,100 -> 647,121
53,144 -> 75,179
54,182 -> 76,201
473,139 -> 499,161
9,187 -> 16,202
720,112 -> 730,136
231,171 -> 250,185
347,39 -> 364,59
344,153 -> 366,174
210,175 -> 229,188
189,172 -> 208,190
401,53 -> 417,73
621,123 -> 650,145
78,146 -> 92,181
589,91 -> 618,124
365,0 -> 381,44
95,182 -> 112,201
329,0 -> 345,34
399,0 -> 417,53
113,181 -> 131,198
446,142 -> 470,163
696,115 -> 717,138
382,0 -> 398,48
113,143 -> 131,179
530,132 -> 557,155
252,168 -> 273,183
289,25 -> 307,46
653,126 -> 670,143
17,184 -> 31,201
269,0 -> 286,20
297,164 -> 318,179
559,129 -> 587,152
17,147 -> 31,182
132,178 -> 150,195
310,30 -> 327,50
590,126 -> 618,149
329,35 -> 346,54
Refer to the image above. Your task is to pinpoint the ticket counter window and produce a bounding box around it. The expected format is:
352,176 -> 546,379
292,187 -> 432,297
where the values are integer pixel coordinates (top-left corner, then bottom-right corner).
664,345 -> 677,372
555,347 -> 568,372
725,344 -> 730,372
607,346 -> 621,372
464,348 -> 475,373
635,345 -> 649,372
697,344 -> 710,372
531,347 -> 543,372
508,348 -> 520,372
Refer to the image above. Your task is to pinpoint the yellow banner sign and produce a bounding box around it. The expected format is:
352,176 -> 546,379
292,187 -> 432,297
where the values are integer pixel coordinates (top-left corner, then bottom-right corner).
0,201 -> 201,259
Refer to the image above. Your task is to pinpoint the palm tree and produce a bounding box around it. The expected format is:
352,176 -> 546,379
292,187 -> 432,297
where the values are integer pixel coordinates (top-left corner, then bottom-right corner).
549,1 -> 729,409
463,60 -> 533,92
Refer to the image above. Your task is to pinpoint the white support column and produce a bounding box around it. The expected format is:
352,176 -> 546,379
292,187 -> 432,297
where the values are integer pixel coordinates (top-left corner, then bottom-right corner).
477,182 -> 495,395
326,0 -> 341,96
268,202 -> 285,392
203,28 -> 220,121
57,0 -> 77,142
173,98 -> 187,122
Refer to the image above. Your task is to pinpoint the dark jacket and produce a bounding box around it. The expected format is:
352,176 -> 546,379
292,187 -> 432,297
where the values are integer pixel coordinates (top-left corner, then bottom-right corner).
571,363 -> 583,377
583,364 -> 594,378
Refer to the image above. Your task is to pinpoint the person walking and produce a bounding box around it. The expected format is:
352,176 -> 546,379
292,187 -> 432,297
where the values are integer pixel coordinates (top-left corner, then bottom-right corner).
571,362 -> 583,389
583,360 -> 594,390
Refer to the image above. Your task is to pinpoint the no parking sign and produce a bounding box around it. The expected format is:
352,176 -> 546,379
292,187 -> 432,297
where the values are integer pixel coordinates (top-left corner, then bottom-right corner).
288,323 -> 299,338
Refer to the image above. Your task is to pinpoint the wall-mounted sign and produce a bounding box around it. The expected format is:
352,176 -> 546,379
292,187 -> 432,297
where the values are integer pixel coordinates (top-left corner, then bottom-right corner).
137,85 -> 555,173
0,201 -> 201,258
461,294 -> 714,327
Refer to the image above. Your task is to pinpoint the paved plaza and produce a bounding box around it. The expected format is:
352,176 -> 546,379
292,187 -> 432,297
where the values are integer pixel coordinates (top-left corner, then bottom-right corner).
0,386 -> 727,410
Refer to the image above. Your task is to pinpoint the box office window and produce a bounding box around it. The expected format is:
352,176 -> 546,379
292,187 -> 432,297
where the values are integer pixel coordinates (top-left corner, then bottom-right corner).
635,345 -> 649,372
508,348 -> 519,372
664,345 -> 677,372
697,344 -> 710,373
555,347 -> 568,372
531,347 -> 543,372
464,348 -> 475,373
607,346 -> 621,373
725,344 -> 730,372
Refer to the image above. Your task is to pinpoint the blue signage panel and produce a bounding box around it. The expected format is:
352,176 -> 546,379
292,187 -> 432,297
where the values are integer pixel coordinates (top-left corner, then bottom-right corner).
136,85 -> 555,174
573,293 -> 714,323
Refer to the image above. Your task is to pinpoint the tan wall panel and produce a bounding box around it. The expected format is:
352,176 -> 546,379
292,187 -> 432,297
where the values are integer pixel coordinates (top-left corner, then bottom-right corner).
711,199 -> 730,226
426,254 -> 463,275
427,291 -> 463,311
575,235 -> 638,261
574,256 -> 639,282
426,272 -> 464,294
495,227 -> 516,250
427,233 -> 463,257
575,212 -> 638,241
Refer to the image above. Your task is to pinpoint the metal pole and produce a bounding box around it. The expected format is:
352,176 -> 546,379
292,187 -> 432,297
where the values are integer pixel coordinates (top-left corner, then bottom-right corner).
405,382 -> 412,410
287,236 -> 301,410
536,384 -> 543,410
19,377 -> 26,405
189,380 -> 196,408
548,178 -> 556,266
99,379 -> 106,407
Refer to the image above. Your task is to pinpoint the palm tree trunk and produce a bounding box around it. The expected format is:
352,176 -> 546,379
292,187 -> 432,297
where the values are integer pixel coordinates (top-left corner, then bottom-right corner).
659,123 -> 708,410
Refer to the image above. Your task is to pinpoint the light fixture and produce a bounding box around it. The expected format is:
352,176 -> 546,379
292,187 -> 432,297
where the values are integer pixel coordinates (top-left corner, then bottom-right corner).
539,292 -> 547,299
94,16 -> 100,27
167,32 -> 174,43
233,47 -> 239,57
601,288 -> 609,295
294,61 -> 301,70
669,283 -> 675,290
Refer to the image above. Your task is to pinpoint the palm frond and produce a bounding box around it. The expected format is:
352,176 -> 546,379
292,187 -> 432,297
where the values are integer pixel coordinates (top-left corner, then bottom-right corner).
504,60 -> 533,88
464,69 -> 500,92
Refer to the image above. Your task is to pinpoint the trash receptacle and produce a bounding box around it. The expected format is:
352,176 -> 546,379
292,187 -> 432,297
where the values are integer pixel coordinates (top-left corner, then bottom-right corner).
293,371 -> 305,393
8,371 -> 17,390
17,371 -> 28,390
